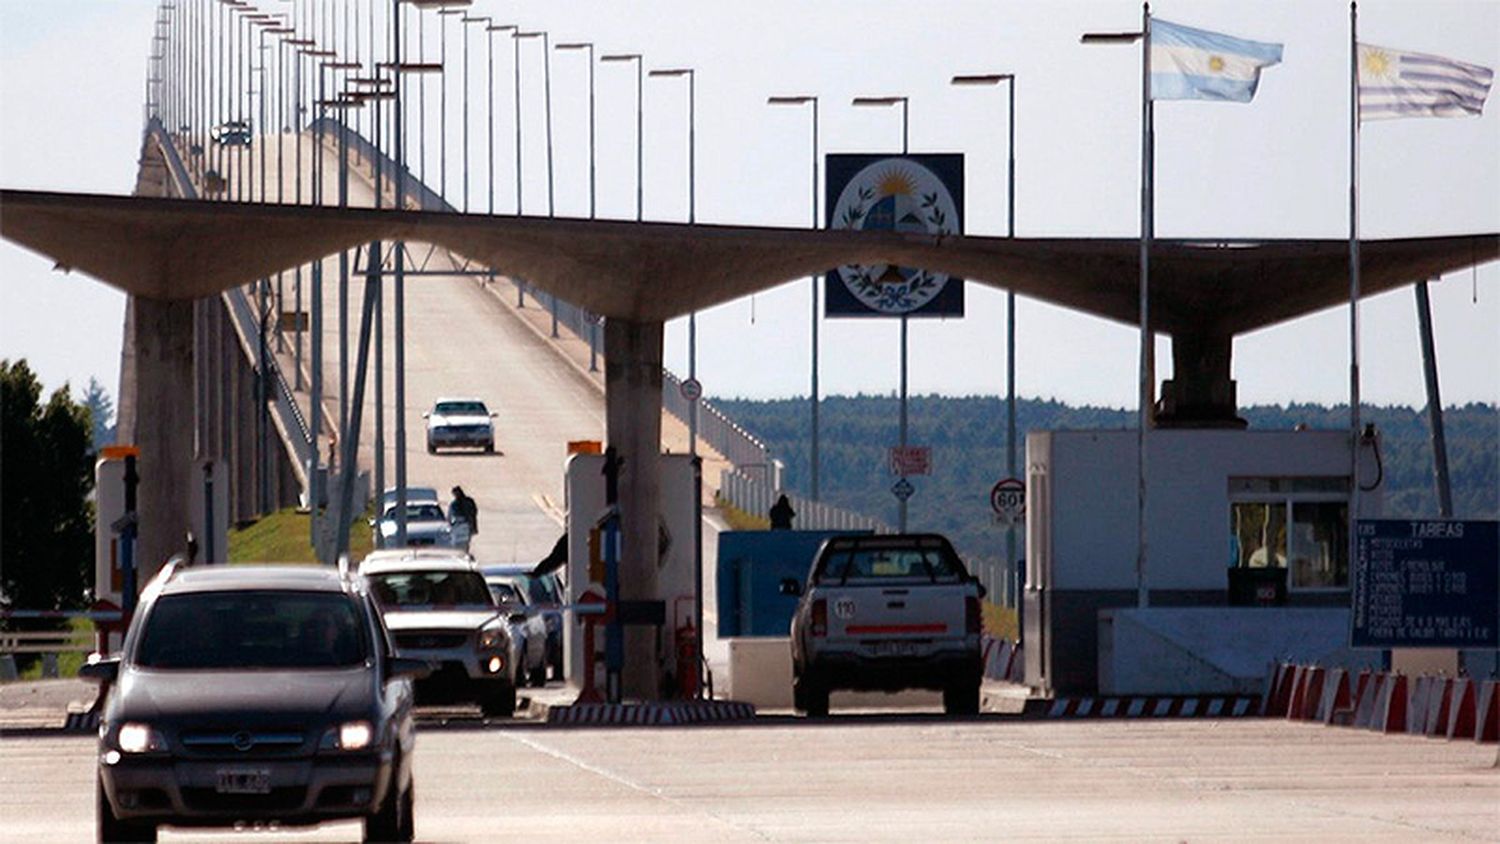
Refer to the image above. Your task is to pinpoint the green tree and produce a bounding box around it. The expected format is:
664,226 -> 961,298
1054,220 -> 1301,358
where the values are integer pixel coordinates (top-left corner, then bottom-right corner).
81,377 -> 116,451
1,360 -> 96,617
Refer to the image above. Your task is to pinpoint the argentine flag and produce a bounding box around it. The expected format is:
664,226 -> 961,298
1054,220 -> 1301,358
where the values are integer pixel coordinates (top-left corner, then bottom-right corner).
1151,18 -> 1284,103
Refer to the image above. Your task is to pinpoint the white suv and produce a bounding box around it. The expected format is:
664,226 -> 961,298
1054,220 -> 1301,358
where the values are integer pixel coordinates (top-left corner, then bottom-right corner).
423,398 -> 495,454
781,534 -> 985,717
360,550 -> 522,717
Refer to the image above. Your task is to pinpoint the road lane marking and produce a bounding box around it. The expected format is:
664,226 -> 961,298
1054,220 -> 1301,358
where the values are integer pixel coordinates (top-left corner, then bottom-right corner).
502,731 -> 774,841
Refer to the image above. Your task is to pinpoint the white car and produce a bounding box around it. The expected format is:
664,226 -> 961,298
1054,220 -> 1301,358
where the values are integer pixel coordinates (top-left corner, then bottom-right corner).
424,398 -> 496,453
372,499 -> 453,549
483,575 -> 550,687
360,549 -> 523,717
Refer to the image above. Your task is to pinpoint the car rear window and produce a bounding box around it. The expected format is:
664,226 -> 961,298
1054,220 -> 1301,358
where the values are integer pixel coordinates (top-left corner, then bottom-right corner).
815,547 -> 967,584
369,571 -> 493,609
136,591 -> 368,669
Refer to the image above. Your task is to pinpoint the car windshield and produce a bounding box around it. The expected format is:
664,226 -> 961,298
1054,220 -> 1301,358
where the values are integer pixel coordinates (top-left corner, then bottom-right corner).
135,591 -> 368,670
369,571 -> 493,609
488,582 -> 524,606
435,401 -> 487,415
815,547 -> 967,584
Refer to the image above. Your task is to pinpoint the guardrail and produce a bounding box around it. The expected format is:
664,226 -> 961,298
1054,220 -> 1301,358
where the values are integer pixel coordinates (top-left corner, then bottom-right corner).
150,117 -> 328,497
0,631 -> 94,681
718,468 -> 891,534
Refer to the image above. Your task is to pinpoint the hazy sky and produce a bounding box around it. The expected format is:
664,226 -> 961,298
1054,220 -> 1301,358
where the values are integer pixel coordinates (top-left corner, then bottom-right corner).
1,0 -> 1496,410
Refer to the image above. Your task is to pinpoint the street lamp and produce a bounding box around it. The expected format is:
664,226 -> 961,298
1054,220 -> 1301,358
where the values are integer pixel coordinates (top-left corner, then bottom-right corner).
851,94 -> 912,532
767,94 -> 821,500
460,15 -> 490,213
600,52 -> 642,221
952,72 -> 1019,604
555,41 -> 596,219
515,31 -> 555,219
650,67 -> 696,452
1081,17 -> 1151,610
437,7 -> 467,202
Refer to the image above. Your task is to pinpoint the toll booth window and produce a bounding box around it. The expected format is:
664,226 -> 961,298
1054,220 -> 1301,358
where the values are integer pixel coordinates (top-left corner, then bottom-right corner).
1229,498 -> 1348,590
1231,502 -> 1286,569
1289,502 -> 1348,588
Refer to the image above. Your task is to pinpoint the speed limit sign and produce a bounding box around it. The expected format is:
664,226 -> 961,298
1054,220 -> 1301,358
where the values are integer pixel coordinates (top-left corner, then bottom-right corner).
990,478 -> 1025,527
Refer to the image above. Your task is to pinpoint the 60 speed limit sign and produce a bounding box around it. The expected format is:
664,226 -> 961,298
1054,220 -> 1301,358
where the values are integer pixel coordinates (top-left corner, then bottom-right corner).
990,478 -> 1025,527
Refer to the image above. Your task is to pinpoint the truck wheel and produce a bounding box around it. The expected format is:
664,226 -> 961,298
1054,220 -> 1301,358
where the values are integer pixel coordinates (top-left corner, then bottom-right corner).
98,778 -> 157,844
943,681 -> 981,716
795,675 -> 829,718
480,684 -> 516,718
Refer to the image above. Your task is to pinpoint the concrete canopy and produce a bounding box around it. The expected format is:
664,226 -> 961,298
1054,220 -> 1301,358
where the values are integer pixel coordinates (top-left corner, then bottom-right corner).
2,188 -> 1495,334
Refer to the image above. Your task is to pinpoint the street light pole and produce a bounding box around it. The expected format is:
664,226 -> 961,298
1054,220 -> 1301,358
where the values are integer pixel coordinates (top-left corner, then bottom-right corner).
952,72 -> 1018,601
555,42 -> 596,218
852,95 -> 910,531
516,31 -> 555,218
460,15 -> 490,212
651,67 -> 696,454
767,94 -> 821,500
601,52 -> 643,221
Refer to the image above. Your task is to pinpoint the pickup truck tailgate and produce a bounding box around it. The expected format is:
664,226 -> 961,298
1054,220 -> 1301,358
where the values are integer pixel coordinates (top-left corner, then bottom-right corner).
826,583 -> 969,641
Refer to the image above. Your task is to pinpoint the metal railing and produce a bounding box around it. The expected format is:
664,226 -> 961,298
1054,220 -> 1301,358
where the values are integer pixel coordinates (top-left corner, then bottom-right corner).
718,468 -> 891,534
149,118 -> 324,494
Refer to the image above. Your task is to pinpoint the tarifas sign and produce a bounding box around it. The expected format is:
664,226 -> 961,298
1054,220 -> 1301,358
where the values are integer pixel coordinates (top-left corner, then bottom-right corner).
1351,519 -> 1498,649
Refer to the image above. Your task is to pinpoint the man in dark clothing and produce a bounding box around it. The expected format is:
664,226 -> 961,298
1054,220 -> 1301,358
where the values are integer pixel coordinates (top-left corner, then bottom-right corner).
769,494 -> 796,530
450,486 -> 478,549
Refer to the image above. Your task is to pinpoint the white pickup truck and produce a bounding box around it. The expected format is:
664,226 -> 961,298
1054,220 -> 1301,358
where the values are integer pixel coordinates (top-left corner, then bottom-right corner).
780,534 -> 985,717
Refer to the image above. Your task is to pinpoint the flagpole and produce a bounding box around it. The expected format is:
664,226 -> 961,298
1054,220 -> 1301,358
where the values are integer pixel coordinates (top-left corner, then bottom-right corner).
1348,1 -> 1362,581
1137,1 -> 1154,610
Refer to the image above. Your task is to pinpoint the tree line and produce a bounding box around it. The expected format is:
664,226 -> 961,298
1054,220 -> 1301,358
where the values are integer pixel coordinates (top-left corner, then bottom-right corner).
714,393 -> 1499,567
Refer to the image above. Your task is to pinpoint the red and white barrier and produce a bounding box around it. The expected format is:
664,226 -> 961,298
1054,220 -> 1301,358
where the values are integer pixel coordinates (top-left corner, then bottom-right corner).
1260,662 -> 1498,744
1477,680 -> 1499,743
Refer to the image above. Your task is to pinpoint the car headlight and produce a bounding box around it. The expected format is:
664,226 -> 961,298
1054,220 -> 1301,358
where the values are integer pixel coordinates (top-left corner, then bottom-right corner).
117,722 -> 167,754
478,624 -> 506,650
319,720 -> 373,751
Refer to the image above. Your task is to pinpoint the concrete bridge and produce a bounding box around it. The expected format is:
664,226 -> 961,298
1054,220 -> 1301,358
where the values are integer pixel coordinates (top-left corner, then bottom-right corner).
2,0 -> 1495,700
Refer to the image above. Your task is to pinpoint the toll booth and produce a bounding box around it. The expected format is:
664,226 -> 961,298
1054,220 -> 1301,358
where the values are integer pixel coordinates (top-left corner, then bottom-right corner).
562,451 -> 699,695
1023,428 -> 1385,696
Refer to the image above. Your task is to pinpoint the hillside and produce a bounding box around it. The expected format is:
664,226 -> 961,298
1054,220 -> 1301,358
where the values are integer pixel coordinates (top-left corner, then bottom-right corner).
713,395 -> 1499,568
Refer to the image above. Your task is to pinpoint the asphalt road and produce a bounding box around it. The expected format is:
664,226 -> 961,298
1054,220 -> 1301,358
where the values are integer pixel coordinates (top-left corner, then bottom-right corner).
3,716 -> 1496,841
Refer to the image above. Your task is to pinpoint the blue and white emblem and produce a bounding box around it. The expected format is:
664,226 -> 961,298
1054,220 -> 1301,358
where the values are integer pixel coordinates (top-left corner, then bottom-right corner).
830,158 -> 959,315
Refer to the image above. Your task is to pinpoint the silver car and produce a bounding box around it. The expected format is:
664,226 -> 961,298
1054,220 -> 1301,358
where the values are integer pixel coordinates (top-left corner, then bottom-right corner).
483,575 -> 549,687
423,397 -> 496,453
360,551 -> 521,718
371,499 -> 453,549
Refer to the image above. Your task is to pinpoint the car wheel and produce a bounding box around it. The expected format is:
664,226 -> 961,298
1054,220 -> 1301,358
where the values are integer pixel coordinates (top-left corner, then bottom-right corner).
794,674 -> 829,718
480,684 -> 516,718
98,777 -> 157,844
549,652 -> 564,682
943,681 -> 981,716
483,440 -> 494,453
363,760 -> 413,843
426,443 -> 436,454
529,663 -> 548,687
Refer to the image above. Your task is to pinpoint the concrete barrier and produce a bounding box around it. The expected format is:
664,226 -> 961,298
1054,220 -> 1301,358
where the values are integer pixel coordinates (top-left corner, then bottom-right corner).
1477,680 -> 1499,743
725,637 -> 793,709
1373,674 -> 1408,734
1406,676 -> 1432,735
1447,679 -> 1477,740
1317,668 -> 1352,724
1285,666 -> 1308,721
1421,678 -> 1454,738
1263,663 -> 1296,718
1294,666 -> 1326,721
1354,672 -> 1384,728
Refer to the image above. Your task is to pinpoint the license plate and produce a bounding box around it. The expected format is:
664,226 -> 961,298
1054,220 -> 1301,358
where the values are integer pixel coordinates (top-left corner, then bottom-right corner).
215,768 -> 271,795
871,641 -> 919,657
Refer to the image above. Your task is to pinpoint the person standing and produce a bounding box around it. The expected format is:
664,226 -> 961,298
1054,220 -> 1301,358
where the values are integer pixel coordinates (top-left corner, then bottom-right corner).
769,494 -> 796,530
450,486 -> 478,551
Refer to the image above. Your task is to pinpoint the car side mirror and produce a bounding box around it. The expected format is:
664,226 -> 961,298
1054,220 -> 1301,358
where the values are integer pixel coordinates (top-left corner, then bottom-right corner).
421,411 -> 430,418
508,612 -> 529,624
489,412 -> 498,418
778,578 -> 803,597
975,582 -> 988,600
388,657 -> 433,680
78,655 -> 120,684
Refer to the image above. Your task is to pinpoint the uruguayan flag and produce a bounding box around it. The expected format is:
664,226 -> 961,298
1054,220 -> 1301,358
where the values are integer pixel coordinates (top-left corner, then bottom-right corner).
1150,18 -> 1284,103
1359,44 -> 1494,121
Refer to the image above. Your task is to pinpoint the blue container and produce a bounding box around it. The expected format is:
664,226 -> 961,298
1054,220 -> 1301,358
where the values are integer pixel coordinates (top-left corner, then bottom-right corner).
716,530 -> 870,637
